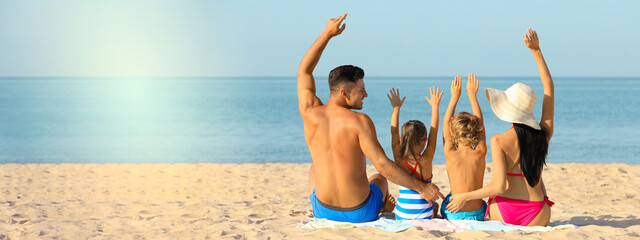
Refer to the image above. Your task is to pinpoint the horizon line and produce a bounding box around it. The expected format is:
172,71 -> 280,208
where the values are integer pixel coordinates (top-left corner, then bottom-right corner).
0,75 -> 638,79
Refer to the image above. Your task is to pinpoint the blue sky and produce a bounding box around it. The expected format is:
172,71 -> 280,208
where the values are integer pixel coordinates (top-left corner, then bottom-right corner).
0,0 -> 638,77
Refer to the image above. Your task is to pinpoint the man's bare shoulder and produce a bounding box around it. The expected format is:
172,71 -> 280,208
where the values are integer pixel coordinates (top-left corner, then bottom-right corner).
326,107 -> 371,122
300,105 -> 327,121
351,112 -> 375,127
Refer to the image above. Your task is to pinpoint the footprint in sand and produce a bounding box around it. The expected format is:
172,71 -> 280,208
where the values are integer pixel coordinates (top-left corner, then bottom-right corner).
253,218 -> 274,224
137,210 -> 161,220
9,214 -> 30,224
181,214 -> 206,224
289,210 -> 306,217
247,213 -> 275,224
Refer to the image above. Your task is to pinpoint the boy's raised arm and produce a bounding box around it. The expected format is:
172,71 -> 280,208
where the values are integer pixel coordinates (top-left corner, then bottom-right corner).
297,13 -> 347,114
466,73 -> 485,142
443,76 -> 462,146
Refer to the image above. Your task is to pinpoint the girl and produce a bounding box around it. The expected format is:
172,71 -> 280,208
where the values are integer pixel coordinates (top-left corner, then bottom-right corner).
440,74 -> 488,221
446,28 -> 555,226
387,86 -> 443,220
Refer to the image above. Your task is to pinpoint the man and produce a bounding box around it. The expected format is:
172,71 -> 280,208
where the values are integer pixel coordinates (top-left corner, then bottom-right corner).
298,13 -> 444,223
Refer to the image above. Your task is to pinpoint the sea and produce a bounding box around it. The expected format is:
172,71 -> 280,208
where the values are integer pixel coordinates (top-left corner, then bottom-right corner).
0,77 -> 638,164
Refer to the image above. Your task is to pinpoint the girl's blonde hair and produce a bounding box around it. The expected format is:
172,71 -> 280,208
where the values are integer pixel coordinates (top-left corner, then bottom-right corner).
449,112 -> 483,146
399,120 -> 427,161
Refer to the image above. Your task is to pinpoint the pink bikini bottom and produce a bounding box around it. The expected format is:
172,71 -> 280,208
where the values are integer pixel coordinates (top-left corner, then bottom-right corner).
485,195 -> 555,226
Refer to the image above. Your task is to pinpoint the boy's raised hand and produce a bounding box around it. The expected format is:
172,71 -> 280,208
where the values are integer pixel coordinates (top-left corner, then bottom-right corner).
451,75 -> 462,98
524,28 -> 540,50
466,73 -> 479,97
425,86 -> 443,108
387,88 -> 406,109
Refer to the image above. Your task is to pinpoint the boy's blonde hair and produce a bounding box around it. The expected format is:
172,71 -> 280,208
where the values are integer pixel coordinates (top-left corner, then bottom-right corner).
449,112 -> 483,146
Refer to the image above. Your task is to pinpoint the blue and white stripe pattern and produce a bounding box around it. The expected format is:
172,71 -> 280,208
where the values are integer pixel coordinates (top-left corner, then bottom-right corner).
394,180 -> 434,220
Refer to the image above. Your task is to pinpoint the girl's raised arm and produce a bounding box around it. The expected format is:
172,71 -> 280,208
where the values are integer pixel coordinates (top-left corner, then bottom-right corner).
525,28 -> 554,141
420,86 -> 443,163
387,88 -> 406,161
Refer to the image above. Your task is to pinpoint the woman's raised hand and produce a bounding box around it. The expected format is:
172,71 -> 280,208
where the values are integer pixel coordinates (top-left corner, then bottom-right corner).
524,28 -> 540,50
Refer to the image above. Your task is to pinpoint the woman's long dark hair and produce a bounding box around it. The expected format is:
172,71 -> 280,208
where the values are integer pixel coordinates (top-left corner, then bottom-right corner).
513,123 -> 549,187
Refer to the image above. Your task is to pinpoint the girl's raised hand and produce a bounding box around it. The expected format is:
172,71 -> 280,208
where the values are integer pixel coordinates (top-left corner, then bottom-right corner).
387,88 -> 406,109
425,86 -> 443,108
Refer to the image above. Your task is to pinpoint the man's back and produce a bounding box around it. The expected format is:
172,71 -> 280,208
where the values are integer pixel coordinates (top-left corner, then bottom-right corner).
303,104 -> 371,208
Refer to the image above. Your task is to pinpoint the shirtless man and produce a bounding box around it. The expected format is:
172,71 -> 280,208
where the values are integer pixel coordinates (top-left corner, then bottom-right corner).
298,13 -> 444,223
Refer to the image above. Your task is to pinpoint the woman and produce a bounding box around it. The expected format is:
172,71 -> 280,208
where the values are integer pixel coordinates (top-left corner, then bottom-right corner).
445,28 -> 555,227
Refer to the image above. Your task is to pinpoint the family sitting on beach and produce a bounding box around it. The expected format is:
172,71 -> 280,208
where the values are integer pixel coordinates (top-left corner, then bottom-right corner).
298,14 -> 554,227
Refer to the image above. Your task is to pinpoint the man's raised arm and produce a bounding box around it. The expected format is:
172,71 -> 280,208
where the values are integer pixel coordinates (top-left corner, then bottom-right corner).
297,13 -> 347,113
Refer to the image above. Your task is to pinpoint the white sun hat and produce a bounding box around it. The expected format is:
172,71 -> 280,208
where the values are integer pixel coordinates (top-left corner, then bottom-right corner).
484,83 -> 541,130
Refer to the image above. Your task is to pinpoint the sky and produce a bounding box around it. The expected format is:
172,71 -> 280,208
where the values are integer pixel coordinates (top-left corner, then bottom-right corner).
0,0 -> 638,78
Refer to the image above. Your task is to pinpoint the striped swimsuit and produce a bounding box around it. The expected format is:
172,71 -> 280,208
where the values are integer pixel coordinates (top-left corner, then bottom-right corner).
394,159 -> 434,220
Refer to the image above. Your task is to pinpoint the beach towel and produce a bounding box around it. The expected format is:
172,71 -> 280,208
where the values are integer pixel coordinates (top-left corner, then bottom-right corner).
298,216 -> 578,233
298,213 -> 413,232
413,219 -> 468,232
415,220 -> 578,232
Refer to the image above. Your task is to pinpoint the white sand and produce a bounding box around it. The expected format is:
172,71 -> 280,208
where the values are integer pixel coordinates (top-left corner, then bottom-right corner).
0,163 -> 638,239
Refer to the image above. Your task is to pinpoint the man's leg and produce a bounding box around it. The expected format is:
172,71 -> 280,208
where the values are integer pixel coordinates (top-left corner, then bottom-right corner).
309,164 -> 316,196
368,174 -> 395,212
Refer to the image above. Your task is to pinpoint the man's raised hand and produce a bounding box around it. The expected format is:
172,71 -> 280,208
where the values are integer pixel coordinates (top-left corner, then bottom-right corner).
324,13 -> 347,38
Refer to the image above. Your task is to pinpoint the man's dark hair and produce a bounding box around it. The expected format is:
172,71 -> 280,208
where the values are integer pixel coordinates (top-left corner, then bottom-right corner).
328,65 -> 364,93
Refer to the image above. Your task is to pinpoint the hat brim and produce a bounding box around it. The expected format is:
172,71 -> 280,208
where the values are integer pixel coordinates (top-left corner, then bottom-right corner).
485,88 -> 541,130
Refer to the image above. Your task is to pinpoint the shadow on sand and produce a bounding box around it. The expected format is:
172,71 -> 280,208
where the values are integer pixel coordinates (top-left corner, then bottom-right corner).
552,215 -> 640,228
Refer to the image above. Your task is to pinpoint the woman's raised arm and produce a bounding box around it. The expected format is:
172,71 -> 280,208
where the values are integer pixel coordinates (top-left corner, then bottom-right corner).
525,28 -> 554,141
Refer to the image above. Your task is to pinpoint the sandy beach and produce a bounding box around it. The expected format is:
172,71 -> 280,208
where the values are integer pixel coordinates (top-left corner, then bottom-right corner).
0,163 -> 638,239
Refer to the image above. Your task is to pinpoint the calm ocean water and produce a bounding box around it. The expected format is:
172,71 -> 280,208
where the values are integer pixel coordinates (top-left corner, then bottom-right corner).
0,77 -> 638,164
